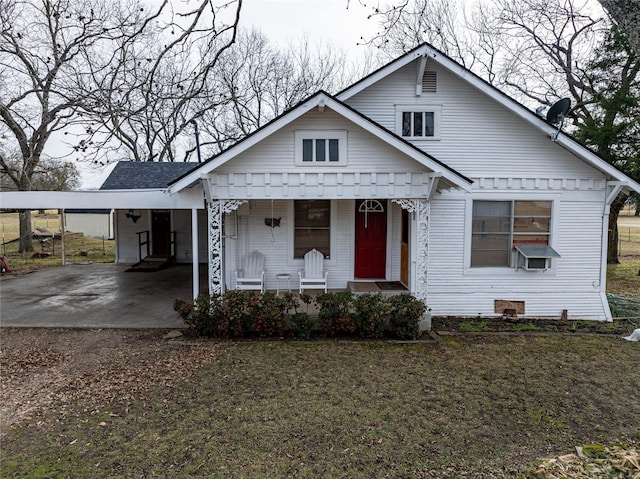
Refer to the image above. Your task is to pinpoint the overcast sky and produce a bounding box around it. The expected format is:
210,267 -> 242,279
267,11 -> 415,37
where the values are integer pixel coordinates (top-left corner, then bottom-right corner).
239,0 -> 377,56
81,0 -> 379,188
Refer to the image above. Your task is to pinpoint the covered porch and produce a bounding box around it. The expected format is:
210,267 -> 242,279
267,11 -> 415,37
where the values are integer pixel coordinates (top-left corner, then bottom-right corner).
206,191 -> 436,306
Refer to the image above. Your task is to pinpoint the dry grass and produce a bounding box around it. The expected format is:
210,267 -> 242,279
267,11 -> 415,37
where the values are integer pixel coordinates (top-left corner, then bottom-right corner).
530,443 -> 640,478
0,210 -> 114,274
608,214 -> 640,304
1,333 -> 639,478
617,213 -> 640,259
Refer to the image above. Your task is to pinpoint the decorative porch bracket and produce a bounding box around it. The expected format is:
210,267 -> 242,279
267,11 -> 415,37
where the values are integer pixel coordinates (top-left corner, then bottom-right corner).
392,199 -> 429,304
208,199 -> 248,296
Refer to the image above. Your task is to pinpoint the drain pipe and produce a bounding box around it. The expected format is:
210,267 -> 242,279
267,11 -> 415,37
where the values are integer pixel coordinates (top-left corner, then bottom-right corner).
600,182 -> 627,320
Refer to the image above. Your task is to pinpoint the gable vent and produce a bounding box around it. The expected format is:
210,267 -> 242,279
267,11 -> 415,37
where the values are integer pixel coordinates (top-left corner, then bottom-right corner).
422,71 -> 437,93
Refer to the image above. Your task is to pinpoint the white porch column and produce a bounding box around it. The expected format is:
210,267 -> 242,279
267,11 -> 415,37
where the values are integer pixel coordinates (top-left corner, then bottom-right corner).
414,199 -> 429,303
392,198 -> 429,304
191,208 -> 199,301
208,199 -> 247,296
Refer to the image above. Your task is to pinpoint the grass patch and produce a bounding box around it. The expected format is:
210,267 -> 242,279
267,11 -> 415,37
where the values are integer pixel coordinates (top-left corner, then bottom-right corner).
457,320 -> 488,332
0,210 -> 114,275
617,214 -> 640,258
609,214 -> 640,302
434,317 -> 638,334
2,336 -> 639,478
607,259 -> 640,300
509,322 -> 542,332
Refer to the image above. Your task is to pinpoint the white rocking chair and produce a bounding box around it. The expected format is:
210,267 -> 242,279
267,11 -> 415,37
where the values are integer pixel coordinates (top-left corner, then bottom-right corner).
234,250 -> 266,293
298,248 -> 328,293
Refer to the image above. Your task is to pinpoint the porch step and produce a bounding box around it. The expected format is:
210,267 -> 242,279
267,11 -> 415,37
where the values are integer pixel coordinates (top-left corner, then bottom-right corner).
126,256 -> 174,272
347,281 -> 407,297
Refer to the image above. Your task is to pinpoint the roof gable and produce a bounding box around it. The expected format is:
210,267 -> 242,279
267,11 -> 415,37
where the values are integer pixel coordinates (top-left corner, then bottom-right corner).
338,43 -> 640,194
168,91 -> 472,193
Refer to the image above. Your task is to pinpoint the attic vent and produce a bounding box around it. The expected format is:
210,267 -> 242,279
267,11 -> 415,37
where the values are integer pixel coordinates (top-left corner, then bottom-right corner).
422,71 -> 437,93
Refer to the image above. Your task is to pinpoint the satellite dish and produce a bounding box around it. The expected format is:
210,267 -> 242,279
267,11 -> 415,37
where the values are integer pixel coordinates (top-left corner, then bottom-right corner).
546,97 -> 571,141
546,98 -> 571,124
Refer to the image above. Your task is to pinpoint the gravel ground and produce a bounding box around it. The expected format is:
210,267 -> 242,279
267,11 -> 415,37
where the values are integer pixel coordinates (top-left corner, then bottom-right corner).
0,328 -> 218,431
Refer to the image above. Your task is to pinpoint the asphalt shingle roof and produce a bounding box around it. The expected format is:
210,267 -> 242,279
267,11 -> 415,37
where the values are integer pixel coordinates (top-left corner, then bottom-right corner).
100,161 -> 197,190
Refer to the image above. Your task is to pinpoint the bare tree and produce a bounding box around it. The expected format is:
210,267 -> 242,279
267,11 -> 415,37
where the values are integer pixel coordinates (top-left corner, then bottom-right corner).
75,0 -> 242,164
198,29 -> 361,155
0,0 -> 242,252
358,0 -> 639,52
1,154 -> 79,191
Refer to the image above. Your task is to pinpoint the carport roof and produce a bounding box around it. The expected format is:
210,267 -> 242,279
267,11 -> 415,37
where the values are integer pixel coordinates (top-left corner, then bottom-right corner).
100,161 -> 197,190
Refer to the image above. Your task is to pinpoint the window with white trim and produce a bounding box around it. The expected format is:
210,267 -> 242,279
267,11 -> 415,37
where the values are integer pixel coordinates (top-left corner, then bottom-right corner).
295,130 -> 347,165
294,200 -> 331,259
396,105 -> 441,140
471,200 -> 554,267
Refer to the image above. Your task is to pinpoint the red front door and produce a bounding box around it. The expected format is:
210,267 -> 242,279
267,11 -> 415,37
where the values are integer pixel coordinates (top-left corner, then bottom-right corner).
355,200 -> 387,278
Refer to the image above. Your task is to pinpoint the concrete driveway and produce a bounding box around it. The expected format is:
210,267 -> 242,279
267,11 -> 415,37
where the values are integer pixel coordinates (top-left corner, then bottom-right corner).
0,264 -> 205,328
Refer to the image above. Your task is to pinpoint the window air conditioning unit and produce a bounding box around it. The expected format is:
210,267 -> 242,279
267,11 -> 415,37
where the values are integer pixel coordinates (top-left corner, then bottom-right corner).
515,245 -> 560,271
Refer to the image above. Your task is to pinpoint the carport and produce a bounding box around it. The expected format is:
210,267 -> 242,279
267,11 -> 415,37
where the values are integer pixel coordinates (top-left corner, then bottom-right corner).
0,263 -> 206,328
0,189 -> 205,302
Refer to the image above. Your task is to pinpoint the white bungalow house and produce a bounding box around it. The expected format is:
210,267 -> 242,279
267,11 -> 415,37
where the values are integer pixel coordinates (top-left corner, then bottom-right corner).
2,43 -> 639,320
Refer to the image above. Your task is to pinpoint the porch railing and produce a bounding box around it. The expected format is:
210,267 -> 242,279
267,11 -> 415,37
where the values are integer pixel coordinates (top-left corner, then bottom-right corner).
170,230 -> 176,258
136,230 -> 150,262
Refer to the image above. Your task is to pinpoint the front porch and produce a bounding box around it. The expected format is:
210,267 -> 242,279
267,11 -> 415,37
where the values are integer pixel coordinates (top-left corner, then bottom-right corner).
205,198 -> 431,304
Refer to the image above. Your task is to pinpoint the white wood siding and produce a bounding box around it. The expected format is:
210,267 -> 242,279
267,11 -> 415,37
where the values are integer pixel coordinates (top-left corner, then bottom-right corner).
114,209 -> 151,263
426,190 -> 609,319
114,209 -> 207,265
209,110 -> 440,201
346,62 -> 602,181
389,202 -> 402,281
65,212 -> 113,239
346,58 -> 611,319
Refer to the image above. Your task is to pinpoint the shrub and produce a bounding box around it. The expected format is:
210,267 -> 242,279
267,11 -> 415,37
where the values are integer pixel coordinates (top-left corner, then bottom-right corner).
286,312 -> 314,339
222,290 -> 260,338
387,293 -> 427,339
315,291 -> 355,337
174,294 -> 225,337
176,291 -> 427,341
250,292 -> 287,337
281,292 -> 314,339
352,293 -> 390,338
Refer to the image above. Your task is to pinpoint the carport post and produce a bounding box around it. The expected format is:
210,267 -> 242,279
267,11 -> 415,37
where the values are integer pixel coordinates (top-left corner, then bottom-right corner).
191,208 -> 199,301
60,209 -> 65,266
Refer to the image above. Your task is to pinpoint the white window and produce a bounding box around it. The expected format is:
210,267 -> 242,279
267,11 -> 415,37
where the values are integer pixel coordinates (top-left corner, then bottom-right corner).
471,200 -> 557,268
396,105 -> 441,140
294,200 -> 331,259
295,130 -> 347,165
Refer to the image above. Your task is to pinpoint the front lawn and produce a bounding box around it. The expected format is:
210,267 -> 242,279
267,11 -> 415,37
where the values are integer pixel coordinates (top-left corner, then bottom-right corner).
1,332 -> 638,478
